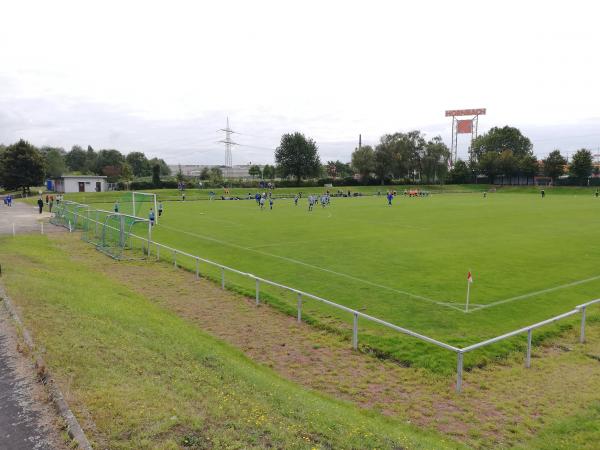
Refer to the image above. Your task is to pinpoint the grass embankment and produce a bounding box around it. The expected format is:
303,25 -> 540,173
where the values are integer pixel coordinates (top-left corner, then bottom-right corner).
0,234 -> 455,449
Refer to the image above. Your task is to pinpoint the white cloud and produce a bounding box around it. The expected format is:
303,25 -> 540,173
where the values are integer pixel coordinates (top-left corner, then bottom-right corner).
1,0 -> 599,163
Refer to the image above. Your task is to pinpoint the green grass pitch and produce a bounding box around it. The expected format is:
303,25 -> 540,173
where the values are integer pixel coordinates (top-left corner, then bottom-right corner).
92,189 -> 600,372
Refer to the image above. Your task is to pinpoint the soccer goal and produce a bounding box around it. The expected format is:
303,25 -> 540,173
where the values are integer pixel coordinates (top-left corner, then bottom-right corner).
118,192 -> 158,223
81,208 -> 152,260
50,200 -> 89,230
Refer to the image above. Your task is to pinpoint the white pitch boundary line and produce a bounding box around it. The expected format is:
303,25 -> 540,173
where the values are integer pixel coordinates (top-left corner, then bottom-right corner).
247,237 -> 345,250
158,224 -> 466,312
469,274 -> 600,312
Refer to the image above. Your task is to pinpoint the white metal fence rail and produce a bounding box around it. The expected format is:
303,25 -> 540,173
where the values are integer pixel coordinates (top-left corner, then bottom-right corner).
51,204 -> 599,393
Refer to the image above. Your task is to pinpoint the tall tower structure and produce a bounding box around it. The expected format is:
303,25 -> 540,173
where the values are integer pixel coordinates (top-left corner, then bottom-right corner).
445,108 -> 486,167
219,117 -> 237,177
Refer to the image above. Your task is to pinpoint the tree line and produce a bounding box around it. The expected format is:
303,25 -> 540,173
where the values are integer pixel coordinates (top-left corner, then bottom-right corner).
274,127 -> 597,186
0,139 -> 170,194
2,127 -> 596,193
446,126 -> 596,185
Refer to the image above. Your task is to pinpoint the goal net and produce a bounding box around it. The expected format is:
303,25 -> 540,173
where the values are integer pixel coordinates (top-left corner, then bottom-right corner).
118,192 -> 158,223
50,200 -> 88,230
52,200 -> 151,260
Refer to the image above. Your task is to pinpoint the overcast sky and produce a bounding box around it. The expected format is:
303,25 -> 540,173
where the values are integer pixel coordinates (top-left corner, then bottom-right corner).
1,0 -> 599,165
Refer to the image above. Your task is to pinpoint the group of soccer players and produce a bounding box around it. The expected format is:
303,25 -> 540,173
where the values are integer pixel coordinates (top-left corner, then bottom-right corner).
254,192 -> 274,210
306,193 -> 330,211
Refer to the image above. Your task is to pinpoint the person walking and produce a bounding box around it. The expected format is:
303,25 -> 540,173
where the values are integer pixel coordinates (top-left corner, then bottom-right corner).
37,197 -> 44,214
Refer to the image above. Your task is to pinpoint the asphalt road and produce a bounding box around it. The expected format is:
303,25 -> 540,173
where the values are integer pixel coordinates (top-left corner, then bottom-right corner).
0,308 -> 60,450
0,201 -> 55,236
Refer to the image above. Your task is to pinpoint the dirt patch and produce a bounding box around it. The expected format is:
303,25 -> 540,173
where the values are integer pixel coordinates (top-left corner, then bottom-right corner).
51,233 -> 600,448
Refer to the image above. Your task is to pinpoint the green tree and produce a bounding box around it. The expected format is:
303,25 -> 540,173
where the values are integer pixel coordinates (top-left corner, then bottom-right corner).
149,157 -> 171,175
209,167 -> 223,183
570,149 -> 593,185
275,132 -> 321,183
0,139 -> 45,194
199,167 -> 210,180
65,145 -> 88,172
447,159 -> 471,184
351,146 -> 375,181
176,165 -> 185,184
519,154 -> 539,185
543,150 -> 567,182
375,131 -> 426,182
420,136 -> 450,183
373,144 -> 394,183
94,149 -> 124,176
248,165 -> 262,179
471,126 -> 533,160
126,152 -> 151,177
152,164 -> 161,187
86,146 -> 97,173
478,151 -> 499,183
41,147 -> 66,178
262,164 -> 276,180
121,163 -> 133,188
334,160 -> 353,178
498,150 -> 518,185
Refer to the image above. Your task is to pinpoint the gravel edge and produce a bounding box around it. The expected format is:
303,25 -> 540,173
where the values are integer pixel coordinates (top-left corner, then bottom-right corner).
0,284 -> 93,450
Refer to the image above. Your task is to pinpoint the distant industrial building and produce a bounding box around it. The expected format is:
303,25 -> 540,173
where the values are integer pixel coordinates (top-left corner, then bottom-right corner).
168,165 -> 263,179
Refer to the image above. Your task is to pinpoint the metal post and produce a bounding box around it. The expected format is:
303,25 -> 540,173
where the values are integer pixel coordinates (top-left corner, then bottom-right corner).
147,221 -> 152,258
173,250 -> 177,268
41,222 -> 44,234
195,258 -> 200,279
156,244 -> 160,261
297,293 -> 302,322
526,329 -> 532,368
12,223 -> 15,237
352,312 -> 358,349
255,279 -> 260,305
580,306 -> 586,344
221,267 -> 225,289
456,352 -> 464,393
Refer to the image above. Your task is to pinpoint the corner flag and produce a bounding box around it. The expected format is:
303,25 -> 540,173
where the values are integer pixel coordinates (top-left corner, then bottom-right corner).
465,271 -> 473,312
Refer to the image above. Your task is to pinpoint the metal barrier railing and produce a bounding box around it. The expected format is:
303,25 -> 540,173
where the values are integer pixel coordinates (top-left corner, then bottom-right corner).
51,203 -> 600,393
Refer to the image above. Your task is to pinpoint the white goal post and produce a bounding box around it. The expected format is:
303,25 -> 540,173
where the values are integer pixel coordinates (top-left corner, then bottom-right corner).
132,192 -> 159,224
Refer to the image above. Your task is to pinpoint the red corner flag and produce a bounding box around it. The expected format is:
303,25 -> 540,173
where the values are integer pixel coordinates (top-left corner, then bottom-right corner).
467,271 -> 473,283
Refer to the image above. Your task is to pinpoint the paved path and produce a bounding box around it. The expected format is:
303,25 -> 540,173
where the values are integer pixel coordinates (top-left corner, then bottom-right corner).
0,202 -> 58,235
0,306 -> 63,449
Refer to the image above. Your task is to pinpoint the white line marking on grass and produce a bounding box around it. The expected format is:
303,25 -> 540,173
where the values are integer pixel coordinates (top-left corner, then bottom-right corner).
159,224 -> 465,312
469,274 -> 600,311
247,237 -> 348,250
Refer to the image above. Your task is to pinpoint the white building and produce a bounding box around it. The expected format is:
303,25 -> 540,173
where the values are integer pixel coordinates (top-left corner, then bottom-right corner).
53,175 -> 108,193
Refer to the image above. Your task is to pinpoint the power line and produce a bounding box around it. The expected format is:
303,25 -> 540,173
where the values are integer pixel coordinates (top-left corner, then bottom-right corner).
218,117 -> 238,174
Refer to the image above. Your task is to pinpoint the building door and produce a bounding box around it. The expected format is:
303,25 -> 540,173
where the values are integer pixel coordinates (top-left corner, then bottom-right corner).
78,182 -> 85,192
96,182 -> 102,192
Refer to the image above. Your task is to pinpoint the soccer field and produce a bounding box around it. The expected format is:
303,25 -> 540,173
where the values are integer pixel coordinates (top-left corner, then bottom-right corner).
110,191 -> 600,371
